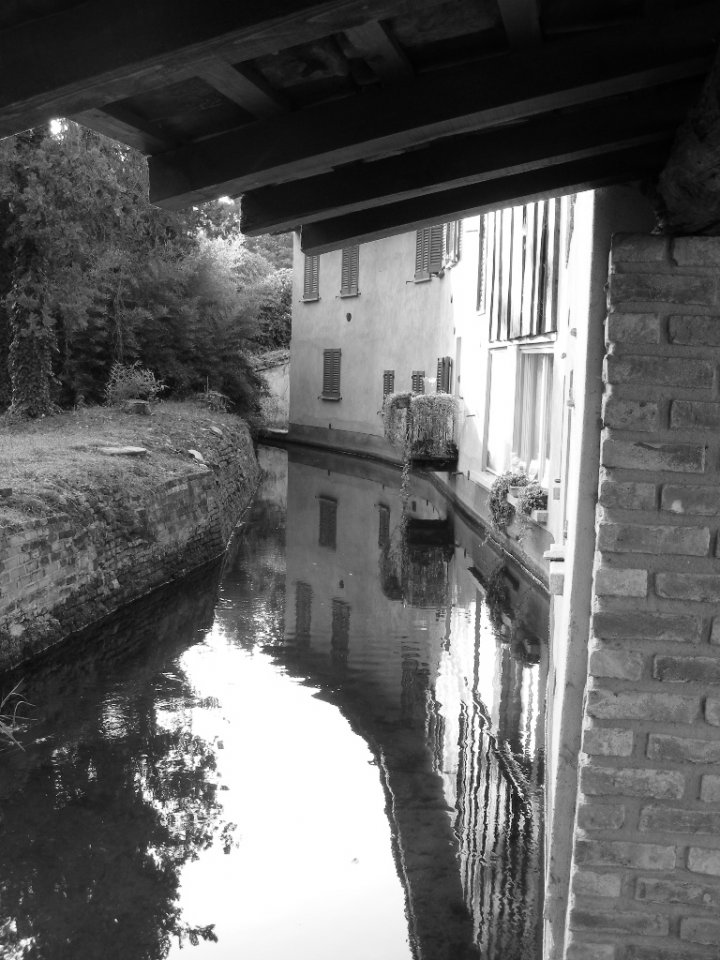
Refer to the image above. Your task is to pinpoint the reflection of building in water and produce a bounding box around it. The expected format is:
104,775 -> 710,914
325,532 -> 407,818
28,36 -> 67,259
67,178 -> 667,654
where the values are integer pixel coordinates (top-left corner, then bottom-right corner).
282,447 -> 547,960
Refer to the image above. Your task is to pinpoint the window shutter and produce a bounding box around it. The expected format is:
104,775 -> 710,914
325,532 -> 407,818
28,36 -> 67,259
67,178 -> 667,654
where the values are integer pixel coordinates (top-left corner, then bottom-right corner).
322,348 -> 341,398
331,598 -> 351,659
411,370 -> 425,393
303,254 -> 320,300
318,496 -> 337,548
476,216 -> 487,312
340,245 -> 359,296
383,369 -> 395,396
295,581 -> 312,643
429,224 -> 444,274
378,504 -> 390,547
415,228 -> 430,280
436,356 -> 452,393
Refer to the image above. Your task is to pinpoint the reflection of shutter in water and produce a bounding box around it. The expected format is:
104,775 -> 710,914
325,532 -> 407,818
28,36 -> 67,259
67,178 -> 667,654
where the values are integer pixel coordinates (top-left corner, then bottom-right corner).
382,369 -> 395,397
378,504 -> 390,547
331,599 -> 350,659
322,349 -> 341,398
318,496 -> 337,548
436,356 -> 452,393
295,581 -> 312,645
411,370 -> 425,393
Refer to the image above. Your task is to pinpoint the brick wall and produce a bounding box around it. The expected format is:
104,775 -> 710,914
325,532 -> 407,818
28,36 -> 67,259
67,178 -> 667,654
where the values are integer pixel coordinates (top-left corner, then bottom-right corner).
0,423 -> 258,670
565,235 -> 720,960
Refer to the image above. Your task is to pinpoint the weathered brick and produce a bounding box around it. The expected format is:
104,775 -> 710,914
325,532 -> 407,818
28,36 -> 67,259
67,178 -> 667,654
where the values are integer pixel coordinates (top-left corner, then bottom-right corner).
607,312 -> 662,344
587,689 -> 699,723
706,700 -> 720,726
602,437 -> 706,473
606,354 -> 714,390
689,848 -> 720,877
577,803 -> 626,831
573,869 -> 622,898
598,480 -> 657,511
639,805 -> 720,835
636,876 -> 720,908
627,945 -> 718,960
583,725 -> 634,757
662,485 -> 720,516
612,235 -> 671,263
681,917 -> 720,945
700,774 -> 720,802
594,568 -> 648,599
669,314 -> 720,346
598,523 -> 710,556
655,656 -> 720,684
672,400 -> 720,431
656,574 -> 720,602
581,765 -> 685,800
589,644 -> 644,681
610,272 -> 718,308
670,237 -> 720,267
593,610 -> 703,643
570,907 -> 668,936
711,619 -> 720,645
566,942 -> 615,960
603,396 -> 659,431
648,734 -> 720,764
575,838 -> 676,870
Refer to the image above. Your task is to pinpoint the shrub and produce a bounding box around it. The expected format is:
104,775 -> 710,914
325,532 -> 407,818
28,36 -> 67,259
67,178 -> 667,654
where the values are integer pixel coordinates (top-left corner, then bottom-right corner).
105,361 -> 166,405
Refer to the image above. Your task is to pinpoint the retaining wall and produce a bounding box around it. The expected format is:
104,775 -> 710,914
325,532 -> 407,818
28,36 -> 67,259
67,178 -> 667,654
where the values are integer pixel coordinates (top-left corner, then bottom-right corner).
0,423 -> 258,671
565,235 -> 720,960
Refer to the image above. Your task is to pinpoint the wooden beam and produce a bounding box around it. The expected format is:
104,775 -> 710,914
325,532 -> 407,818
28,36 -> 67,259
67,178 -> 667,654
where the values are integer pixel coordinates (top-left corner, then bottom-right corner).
497,0 -> 542,48
72,108 -> 171,154
149,6 -> 716,207
298,143 -> 669,253
194,58 -> 288,118
240,81 -> 697,233
0,0 -> 440,137
343,21 -> 413,81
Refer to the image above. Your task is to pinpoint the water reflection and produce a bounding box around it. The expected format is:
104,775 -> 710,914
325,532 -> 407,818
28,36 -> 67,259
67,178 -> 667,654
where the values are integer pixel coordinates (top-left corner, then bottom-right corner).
0,445 -> 547,960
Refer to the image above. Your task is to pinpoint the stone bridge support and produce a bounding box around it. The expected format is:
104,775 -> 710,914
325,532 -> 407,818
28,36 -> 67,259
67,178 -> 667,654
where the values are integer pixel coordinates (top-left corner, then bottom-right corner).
565,234 -> 720,960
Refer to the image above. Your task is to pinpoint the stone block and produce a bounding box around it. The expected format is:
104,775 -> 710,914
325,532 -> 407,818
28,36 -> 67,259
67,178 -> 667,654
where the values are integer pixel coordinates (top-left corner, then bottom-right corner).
639,805 -> 720,835
661,485 -> 720,516
626,945 -> 718,960
607,312 -> 663,344
599,479 -> 658,510
606,354 -> 714,389
601,437 -> 706,473
655,656 -> 720,684
587,689 -> 699,723
669,314 -> 720,346
577,803 -> 626,831
610,272 -> 718,308
573,869 -> 622,898
566,942 -> 615,960
711,619 -> 720,645
594,568 -> 648,599
571,908 -> 668,937
583,725 -> 634,757
669,237 -> 720,267
603,397 -> 659,431
700,775 -> 720,802
589,644 -> 644,681
672,400 -> 720,431
592,610 -> 702,645
681,916 -> 720,945
612,235 -> 671,262
648,734 -> 720,764
636,876 -> 720,908
656,574 -> 720,602
575,838 -> 676,870
581,765 -> 685,800
598,523 -> 710,556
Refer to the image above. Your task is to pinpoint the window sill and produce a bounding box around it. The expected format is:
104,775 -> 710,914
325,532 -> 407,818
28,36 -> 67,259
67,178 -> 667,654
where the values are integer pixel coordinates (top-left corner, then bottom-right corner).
413,274 -> 431,283
339,290 -> 359,298
301,295 -> 320,303
320,394 -> 342,402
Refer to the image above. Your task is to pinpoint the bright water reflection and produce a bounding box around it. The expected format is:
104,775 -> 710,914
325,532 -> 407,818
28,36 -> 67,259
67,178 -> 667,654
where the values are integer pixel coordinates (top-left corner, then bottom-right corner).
0,446 -> 547,960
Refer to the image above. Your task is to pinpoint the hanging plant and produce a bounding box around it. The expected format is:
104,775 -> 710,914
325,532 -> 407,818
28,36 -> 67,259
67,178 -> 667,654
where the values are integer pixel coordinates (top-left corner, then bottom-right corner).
381,391 -> 412,451
489,474 -> 514,531
519,480 -> 548,516
408,393 -> 457,458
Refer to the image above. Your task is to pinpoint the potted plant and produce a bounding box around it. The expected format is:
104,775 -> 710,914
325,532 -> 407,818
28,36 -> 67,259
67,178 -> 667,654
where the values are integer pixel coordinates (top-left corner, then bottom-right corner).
519,480 -> 548,523
489,474 -> 514,531
506,472 -> 529,499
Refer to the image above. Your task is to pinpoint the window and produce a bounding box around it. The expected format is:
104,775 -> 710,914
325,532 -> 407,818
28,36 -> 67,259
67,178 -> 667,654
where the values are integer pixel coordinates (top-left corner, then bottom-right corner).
436,356 -> 452,393
378,504 -> 390,548
295,581 -> 312,644
514,351 -> 553,486
444,220 -> 462,267
414,225 -> 444,280
485,349 -> 512,475
340,245 -> 359,297
411,370 -> 425,393
321,348 -> 341,400
383,369 -> 395,397
303,254 -> 319,300
318,496 -> 337,549
476,215 -> 487,312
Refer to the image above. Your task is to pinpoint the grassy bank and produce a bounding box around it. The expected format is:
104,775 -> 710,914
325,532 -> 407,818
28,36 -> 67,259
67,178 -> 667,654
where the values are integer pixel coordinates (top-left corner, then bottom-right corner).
0,402 -> 252,527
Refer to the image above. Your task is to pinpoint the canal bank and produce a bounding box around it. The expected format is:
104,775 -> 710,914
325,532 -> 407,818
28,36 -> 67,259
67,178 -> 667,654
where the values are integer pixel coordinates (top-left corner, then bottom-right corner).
0,404 -> 259,671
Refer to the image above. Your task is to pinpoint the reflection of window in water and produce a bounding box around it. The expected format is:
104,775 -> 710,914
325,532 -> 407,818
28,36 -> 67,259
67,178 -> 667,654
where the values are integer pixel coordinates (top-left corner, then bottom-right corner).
331,599 -> 350,660
318,496 -> 337,549
377,504 -> 390,547
295,581 -> 312,645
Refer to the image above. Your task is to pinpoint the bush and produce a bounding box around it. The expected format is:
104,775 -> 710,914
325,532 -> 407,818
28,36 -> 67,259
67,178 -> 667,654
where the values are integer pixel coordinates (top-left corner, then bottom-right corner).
105,362 -> 166,405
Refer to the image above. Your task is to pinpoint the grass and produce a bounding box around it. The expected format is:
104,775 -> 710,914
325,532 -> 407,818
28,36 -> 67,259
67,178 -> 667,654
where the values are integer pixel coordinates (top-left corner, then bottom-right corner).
0,401 -> 248,526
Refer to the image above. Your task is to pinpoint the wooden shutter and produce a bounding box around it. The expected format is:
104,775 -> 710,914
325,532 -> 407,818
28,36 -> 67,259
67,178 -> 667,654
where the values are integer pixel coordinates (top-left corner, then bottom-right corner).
331,598 -> 351,659
295,581 -> 312,644
318,496 -> 337,548
322,348 -> 341,398
383,369 -> 395,396
429,224 -> 444,274
476,216 -> 487,311
411,370 -> 425,393
415,228 -> 430,279
340,245 -> 359,296
303,254 -> 319,300
436,356 -> 452,393
378,504 -> 390,547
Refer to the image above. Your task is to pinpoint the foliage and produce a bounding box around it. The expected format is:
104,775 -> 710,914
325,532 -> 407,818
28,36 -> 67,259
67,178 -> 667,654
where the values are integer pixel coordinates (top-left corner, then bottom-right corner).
489,475 -> 514,531
381,392 -> 411,450
0,683 -> 29,750
105,361 -> 166,404
519,480 -> 548,515
408,393 -> 457,458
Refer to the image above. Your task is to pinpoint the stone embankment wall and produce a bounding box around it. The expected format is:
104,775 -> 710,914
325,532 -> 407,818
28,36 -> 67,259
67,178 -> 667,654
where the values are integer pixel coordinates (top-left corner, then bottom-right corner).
0,424 -> 258,671
565,235 -> 720,960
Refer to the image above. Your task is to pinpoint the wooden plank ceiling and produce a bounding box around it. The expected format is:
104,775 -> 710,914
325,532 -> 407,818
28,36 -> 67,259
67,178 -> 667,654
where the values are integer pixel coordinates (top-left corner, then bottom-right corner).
0,0 -> 717,252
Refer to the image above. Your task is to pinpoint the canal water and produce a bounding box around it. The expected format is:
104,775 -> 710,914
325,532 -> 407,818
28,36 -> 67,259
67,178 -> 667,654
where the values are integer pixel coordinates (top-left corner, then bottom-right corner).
0,446 -> 548,960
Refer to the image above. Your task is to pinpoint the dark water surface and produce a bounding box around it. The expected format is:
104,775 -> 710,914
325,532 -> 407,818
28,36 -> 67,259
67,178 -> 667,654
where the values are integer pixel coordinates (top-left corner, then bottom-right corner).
0,447 -> 547,960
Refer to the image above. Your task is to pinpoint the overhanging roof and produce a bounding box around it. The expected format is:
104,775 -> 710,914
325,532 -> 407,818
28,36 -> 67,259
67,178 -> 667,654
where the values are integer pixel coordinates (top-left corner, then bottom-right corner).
0,0 -> 717,252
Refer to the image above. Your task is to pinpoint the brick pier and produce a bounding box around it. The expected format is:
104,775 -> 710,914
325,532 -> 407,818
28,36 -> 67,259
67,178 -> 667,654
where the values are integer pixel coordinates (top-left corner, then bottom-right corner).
565,235 -> 720,959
